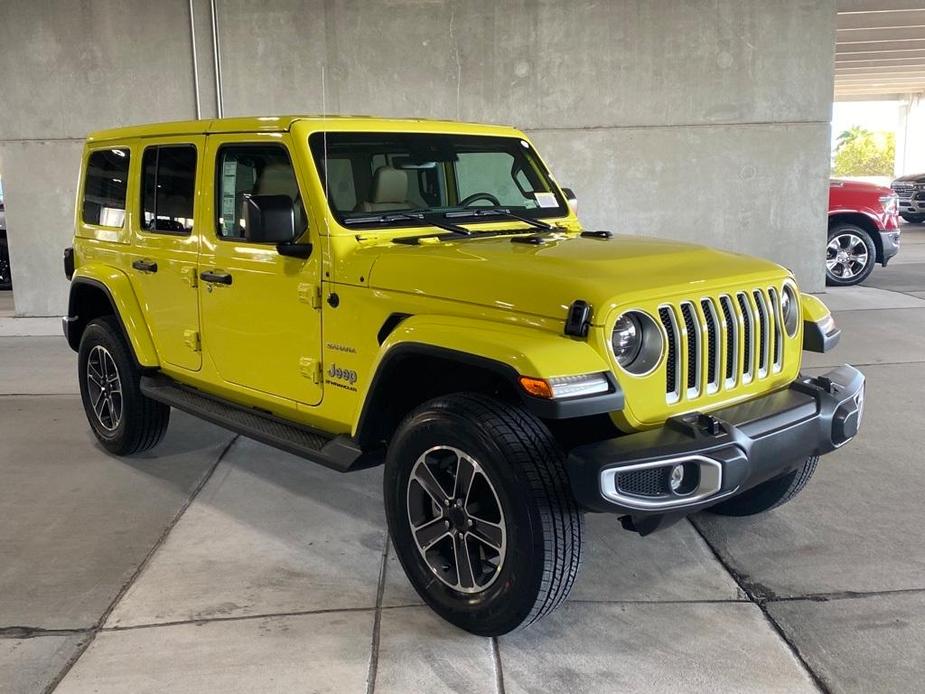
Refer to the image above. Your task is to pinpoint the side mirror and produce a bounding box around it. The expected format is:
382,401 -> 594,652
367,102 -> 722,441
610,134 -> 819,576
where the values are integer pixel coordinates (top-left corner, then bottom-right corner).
243,194 -> 296,244
561,187 -> 578,215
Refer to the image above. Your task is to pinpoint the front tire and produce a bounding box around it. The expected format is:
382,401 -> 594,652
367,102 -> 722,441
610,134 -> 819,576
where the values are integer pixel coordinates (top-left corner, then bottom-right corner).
826,224 -> 876,286
384,393 -> 583,636
706,456 -> 818,517
900,213 -> 925,224
78,316 -> 170,455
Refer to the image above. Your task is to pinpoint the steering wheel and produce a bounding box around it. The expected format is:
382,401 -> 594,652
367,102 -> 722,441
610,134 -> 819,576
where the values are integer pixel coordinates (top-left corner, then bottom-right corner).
459,192 -> 501,207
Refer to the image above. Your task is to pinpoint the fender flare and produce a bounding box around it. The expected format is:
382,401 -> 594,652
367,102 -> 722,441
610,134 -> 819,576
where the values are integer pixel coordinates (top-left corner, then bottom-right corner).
352,315 -> 622,444
801,294 -> 840,353
68,266 -> 160,367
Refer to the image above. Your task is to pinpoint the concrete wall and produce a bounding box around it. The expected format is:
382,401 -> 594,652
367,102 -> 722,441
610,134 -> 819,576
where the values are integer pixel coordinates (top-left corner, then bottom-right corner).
0,0 -> 835,316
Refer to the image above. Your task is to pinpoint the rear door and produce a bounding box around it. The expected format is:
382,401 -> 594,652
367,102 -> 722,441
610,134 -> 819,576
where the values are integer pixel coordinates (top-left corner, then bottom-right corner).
128,137 -> 204,371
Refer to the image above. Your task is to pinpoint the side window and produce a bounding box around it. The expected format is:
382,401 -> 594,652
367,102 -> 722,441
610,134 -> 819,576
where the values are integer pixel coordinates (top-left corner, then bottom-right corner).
82,148 -> 130,227
455,151 -> 535,208
141,146 -> 197,233
216,145 -> 307,239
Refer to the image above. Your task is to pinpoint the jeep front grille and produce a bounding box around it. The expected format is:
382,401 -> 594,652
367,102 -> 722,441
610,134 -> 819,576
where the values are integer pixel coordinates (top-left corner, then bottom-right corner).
659,287 -> 784,403
892,182 -> 915,197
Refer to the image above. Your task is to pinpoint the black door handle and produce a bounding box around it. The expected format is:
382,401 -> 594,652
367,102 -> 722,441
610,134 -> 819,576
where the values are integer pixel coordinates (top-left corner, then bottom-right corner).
132,259 -> 158,273
200,270 -> 233,285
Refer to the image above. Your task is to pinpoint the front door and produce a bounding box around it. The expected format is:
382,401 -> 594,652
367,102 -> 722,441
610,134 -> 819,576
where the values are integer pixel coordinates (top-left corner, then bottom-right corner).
128,138 -> 204,371
198,134 -> 323,406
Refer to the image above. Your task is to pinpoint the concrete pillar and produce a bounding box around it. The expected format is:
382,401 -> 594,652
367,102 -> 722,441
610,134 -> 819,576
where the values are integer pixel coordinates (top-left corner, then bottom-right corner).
896,95 -> 925,177
0,0 -> 200,316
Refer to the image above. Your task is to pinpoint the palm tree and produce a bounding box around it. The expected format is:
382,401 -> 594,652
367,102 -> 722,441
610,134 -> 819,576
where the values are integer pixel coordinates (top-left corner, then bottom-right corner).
835,126 -> 872,153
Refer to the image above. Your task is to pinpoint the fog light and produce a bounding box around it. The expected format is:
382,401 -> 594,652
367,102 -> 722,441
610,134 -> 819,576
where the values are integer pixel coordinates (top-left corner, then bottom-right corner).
669,464 -> 684,492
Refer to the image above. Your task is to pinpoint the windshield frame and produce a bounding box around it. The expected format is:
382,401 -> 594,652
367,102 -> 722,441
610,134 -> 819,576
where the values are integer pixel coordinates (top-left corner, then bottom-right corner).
308,131 -> 569,231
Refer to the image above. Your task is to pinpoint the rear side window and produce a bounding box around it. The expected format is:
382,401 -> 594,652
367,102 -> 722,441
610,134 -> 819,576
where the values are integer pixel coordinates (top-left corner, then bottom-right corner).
141,146 -> 197,234
82,148 -> 130,227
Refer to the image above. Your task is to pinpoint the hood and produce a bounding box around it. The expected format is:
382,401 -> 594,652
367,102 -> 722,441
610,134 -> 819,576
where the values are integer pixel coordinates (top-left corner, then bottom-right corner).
366,233 -> 787,324
830,178 -> 892,196
892,172 -> 925,184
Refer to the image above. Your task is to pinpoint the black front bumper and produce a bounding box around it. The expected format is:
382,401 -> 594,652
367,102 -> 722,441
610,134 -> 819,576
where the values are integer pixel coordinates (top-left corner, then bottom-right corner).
879,229 -> 901,266
567,366 -> 865,526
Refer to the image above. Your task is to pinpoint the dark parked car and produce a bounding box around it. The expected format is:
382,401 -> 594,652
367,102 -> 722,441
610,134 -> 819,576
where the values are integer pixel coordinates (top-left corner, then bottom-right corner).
0,197 -> 10,290
891,173 -> 925,223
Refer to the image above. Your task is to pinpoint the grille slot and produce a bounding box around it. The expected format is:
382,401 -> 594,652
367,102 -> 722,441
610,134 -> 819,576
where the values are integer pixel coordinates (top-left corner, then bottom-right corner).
701,299 -> 720,392
680,302 -> 700,395
616,467 -> 670,498
737,293 -> 755,382
720,296 -> 737,384
753,290 -> 770,376
768,287 -> 783,370
659,306 -> 680,402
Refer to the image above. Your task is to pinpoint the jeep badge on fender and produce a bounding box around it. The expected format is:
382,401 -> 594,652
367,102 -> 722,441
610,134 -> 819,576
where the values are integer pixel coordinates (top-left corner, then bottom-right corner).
62,116 -> 864,636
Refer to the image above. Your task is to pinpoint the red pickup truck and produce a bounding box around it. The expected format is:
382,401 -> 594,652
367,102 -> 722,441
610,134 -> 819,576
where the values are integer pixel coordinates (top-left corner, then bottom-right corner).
827,179 -> 900,286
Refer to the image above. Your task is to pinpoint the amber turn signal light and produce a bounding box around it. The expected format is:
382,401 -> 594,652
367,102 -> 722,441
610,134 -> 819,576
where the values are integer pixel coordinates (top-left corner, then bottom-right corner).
518,376 -> 554,399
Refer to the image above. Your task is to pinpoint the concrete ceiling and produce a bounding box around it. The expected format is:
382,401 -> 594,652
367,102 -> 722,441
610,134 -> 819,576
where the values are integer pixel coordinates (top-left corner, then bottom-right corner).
836,1 -> 925,100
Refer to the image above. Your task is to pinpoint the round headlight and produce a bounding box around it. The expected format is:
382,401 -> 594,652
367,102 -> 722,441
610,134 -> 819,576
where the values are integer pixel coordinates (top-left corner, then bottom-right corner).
781,285 -> 799,337
612,313 -> 642,365
611,311 -> 663,374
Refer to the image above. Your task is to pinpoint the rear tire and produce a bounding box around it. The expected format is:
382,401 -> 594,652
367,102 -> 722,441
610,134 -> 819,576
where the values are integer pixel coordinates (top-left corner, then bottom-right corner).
826,224 -> 876,287
706,456 -> 818,517
384,393 -> 583,636
78,316 -> 170,455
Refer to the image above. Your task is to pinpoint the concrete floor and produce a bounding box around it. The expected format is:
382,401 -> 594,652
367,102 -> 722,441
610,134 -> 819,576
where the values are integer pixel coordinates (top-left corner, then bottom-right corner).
1,225 -> 924,693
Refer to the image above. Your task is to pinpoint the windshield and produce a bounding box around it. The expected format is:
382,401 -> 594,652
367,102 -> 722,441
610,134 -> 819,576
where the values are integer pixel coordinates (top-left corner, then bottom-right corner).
309,132 -> 568,229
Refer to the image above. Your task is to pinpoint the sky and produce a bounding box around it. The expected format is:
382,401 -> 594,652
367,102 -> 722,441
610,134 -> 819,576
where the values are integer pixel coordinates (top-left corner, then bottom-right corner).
831,101 -> 901,152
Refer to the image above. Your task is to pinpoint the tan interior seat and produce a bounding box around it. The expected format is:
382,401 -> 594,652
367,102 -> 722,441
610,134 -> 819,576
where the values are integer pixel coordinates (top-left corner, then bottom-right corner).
254,163 -> 299,199
252,162 -> 306,233
358,166 -> 414,212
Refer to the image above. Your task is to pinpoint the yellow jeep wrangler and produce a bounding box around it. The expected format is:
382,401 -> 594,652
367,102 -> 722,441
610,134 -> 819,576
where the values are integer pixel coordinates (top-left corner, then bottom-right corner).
63,116 -> 864,636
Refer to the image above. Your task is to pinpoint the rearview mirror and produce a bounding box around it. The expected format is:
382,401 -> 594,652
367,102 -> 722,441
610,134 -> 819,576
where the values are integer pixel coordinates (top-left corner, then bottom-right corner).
243,194 -> 296,244
561,187 -> 578,215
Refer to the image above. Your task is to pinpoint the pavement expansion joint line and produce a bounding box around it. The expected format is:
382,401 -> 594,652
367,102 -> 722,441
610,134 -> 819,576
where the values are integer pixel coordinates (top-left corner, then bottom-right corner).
491,636 -> 506,694
816,359 -> 925,368
568,598 -> 750,605
365,536 -> 390,694
0,626 -> 89,640
100,606 -> 378,633
833,305 -> 925,313
764,586 -> 925,603
686,518 -> 832,694
0,393 -> 79,398
42,434 -> 240,694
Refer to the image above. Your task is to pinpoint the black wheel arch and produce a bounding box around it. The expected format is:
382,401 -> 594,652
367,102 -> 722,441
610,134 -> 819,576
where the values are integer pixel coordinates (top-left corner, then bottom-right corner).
355,344 -> 520,451
354,343 -> 624,453
828,212 -> 883,263
66,278 -> 142,367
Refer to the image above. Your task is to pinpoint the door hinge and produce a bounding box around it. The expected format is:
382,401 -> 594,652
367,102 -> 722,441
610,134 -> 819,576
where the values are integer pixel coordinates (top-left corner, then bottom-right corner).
298,282 -> 323,309
184,329 -> 201,352
181,266 -> 198,288
299,357 -> 322,383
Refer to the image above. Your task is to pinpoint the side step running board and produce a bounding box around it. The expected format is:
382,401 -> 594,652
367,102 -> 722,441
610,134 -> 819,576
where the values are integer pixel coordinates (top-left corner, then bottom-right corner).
140,375 -> 379,472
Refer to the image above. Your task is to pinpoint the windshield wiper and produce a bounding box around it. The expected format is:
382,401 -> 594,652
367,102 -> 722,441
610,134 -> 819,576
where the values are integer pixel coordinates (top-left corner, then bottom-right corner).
444,207 -> 555,231
343,211 -> 471,236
